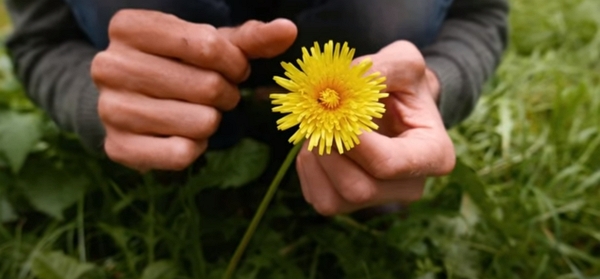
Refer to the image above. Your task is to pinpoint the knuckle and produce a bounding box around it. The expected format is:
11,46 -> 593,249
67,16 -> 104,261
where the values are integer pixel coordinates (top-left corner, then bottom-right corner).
97,93 -> 124,123
296,148 -> 313,167
197,23 -> 217,33
212,82 -> 241,111
312,202 -> 340,217
186,125 -> 205,141
296,149 -> 311,168
371,165 -> 396,180
199,109 -> 221,136
168,140 -> 199,170
369,156 -> 398,180
396,41 -> 426,70
188,110 -> 220,140
161,13 -> 182,24
296,151 -> 305,166
383,40 -> 426,80
202,73 -> 225,103
90,52 -> 113,84
242,20 -> 262,30
92,51 -> 132,87
104,135 -> 132,167
245,19 -> 262,25
196,31 -> 220,63
108,10 -> 135,39
394,40 -> 419,54
340,183 -> 375,205
224,89 -> 241,111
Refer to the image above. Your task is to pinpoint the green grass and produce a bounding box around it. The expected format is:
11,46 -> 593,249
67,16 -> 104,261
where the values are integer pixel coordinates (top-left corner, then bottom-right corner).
1,0 -> 600,278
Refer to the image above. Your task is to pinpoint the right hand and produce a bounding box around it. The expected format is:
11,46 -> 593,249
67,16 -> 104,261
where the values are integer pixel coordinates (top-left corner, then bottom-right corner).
91,10 -> 297,171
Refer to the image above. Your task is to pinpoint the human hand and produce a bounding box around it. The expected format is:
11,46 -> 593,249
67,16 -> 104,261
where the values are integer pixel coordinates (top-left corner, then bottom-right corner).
296,41 -> 455,216
92,10 -> 297,171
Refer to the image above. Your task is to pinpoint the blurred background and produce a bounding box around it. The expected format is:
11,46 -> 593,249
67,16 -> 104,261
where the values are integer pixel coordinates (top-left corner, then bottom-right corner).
0,0 -> 599,278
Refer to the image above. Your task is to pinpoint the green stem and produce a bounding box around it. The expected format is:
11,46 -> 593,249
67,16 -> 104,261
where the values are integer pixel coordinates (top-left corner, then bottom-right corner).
222,142 -> 304,279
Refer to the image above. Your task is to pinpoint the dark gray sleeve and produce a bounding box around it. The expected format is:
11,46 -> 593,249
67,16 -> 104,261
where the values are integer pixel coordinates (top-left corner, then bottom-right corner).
423,0 -> 509,128
5,0 -> 105,152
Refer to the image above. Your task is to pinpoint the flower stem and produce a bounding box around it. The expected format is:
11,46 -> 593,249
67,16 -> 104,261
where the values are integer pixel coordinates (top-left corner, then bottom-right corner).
222,142 -> 304,279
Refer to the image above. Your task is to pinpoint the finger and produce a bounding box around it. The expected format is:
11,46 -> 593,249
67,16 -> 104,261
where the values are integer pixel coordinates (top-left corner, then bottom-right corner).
376,176 -> 426,204
295,151 -> 314,204
92,50 -> 240,111
108,10 -> 249,82
296,145 -> 349,216
354,41 -> 425,93
98,90 -> 221,141
317,153 -> 425,208
382,91 -> 444,132
316,152 -> 378,205
219,19 -> 298,59
345,131 -> 456,180
104,127 -> 207,171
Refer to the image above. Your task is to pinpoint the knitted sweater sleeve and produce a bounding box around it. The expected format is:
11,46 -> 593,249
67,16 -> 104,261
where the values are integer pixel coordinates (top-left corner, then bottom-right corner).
5,0 -> 105,151
423,0 -> 509,127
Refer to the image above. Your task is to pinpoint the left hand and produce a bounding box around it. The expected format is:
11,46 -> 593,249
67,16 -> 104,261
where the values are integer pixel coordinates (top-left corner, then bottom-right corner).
296,41 -> 456,216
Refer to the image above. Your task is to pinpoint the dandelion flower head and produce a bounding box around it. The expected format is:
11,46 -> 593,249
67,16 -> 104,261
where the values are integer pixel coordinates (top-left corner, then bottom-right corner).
270,40 -> 388,155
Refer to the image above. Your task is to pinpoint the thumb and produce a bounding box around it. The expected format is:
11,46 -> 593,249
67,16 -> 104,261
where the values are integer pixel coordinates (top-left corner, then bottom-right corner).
218,19 -> 297,59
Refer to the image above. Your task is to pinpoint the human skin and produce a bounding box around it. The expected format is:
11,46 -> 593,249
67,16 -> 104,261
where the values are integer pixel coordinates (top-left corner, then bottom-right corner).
92,10 -> 456,214
91,10 -> 297,171
295,41 -> 456,215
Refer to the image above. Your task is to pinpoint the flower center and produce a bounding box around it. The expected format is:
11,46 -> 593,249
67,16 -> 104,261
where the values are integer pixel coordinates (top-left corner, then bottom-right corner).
318,88 -> 341,109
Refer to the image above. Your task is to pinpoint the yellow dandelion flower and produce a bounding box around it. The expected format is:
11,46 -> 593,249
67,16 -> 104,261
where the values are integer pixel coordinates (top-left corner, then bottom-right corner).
270,40 -> 389,155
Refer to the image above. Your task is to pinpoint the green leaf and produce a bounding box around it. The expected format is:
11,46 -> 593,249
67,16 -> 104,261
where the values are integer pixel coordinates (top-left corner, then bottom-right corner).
189,138 -> 270,189
140,261 -> 178,279
17,161 -> 89,219
31,251 -> 95,279
449,159 -> 493,213
0,171 -> 17,222
0,196 -> 17,223
0,111 -> 43,173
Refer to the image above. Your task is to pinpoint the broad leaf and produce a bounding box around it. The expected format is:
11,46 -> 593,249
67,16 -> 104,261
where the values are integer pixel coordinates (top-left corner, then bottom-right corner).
140,261 -> 178,279
189,138 -> 270,189
17,162 -> 89,219
0,111 -> 43,173
0,196 -> 17,223
0,172 -> 17,222
450,159 -> 493,213
31,251 -> 95,279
